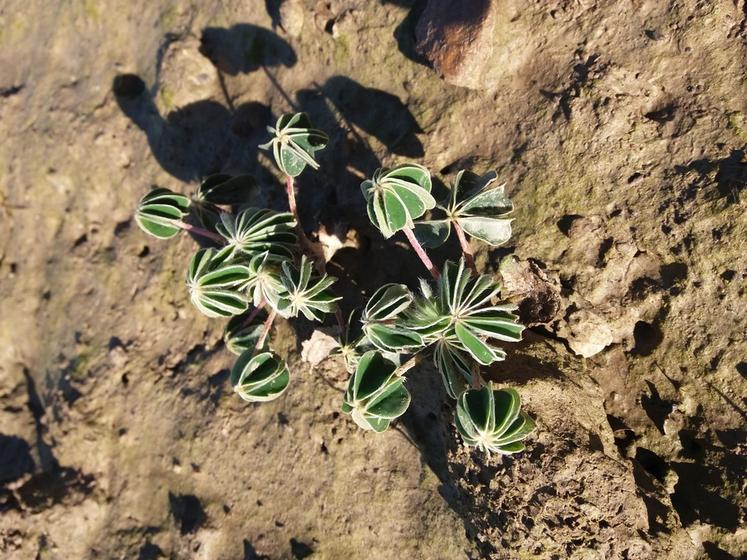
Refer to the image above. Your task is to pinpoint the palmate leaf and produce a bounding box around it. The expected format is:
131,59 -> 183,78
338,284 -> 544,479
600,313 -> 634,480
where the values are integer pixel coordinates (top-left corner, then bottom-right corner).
224,308 -> 267,356
195,174 -> 257,206
275,255 -> 341,321
414,169 -> 514,248
438,259 -> 524,365
433,340 -> 480,400
231,350 -> 290,402
244,252 -> 287,309
331,308 -> 368,374
361,164 -> 436,238
260,113 -> 328,177
135,187 -> 190,239
186,246 -> 251,318
361,284 -> 423,352
216,207 -> 297,259
342,350 -> 411,432
455,384 -> 535,454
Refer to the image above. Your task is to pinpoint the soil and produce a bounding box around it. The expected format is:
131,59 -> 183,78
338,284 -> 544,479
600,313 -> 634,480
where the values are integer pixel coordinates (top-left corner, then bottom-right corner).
0,1 -> 745,559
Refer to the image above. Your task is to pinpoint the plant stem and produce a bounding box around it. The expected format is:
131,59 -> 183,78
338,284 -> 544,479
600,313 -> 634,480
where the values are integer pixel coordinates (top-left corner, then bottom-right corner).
242,299 -> 266,326
285,175 -> 314,248
402,226 -> 440,281
395,351 -> 426,377
255,309 -> 277,350
335,308 -> 345,334
175,220 -> 224,243
453,221 -> 477,274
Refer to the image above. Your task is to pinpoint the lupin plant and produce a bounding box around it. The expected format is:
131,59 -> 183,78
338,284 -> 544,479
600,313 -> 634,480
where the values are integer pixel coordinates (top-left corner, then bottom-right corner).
340,162 -> 535,454
135,113 -> 338,404
135,111 -> 534,456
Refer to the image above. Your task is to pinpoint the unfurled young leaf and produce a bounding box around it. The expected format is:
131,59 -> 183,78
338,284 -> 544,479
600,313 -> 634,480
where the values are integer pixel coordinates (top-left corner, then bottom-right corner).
224,309 -> 267,355
433,340 -> 479,399
195,174 -> 257,206
331,308 -> 367,374
260,113 -> 328,177
216,207 -> 297,259
135,187 -> 190,239
437,259 -> 523,365
274,255 -> 341,321
414,169 -> 513,248
342,351 -> 411,432
186,246 -> 251,318
231,350 -> 290,402
455,384 -> 535,454
361,164 -> 436,238
361,284 -> 422,352
244,252 -> 287,309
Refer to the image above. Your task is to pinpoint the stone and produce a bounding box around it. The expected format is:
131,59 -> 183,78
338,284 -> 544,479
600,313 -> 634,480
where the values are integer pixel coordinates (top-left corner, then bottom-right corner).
499,256 -> 561,325
415,0 -> 529,90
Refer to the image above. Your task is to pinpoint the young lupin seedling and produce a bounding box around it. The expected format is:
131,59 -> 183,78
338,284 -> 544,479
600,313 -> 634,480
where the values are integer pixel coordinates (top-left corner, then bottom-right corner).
135,113 -> 339,403
135,111 -> 535,455
338,162 -> 535,455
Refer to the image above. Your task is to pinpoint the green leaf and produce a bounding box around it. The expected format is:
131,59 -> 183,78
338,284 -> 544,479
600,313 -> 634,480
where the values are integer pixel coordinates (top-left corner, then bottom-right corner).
186,247 -> 251,318
342,351 -> 411,432
363,322 -> 423,352
416,169 -> 514,248
216,207 -> 297,259
412,219 -> 450,249
197,174 -> 257,206
421,259 -> 523,366
363,284 -> 414,322
231,350 -> 290,402
455,384 -> 534,454
361,164 -> 436,238
433,341 -> 476,399
224,309 -> 267,355
260,113 -> 328,177
459,217 -> 513,246
274,255 -> 341,321
135,187 -> 190,239
244,252 -> 287,309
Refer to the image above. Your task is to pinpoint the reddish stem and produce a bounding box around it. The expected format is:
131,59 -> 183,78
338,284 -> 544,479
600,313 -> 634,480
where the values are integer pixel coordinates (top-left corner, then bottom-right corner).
256,309 -> 277,350
175,220 -> 224,243
403,226 -> 440,281
285,175 -> 313,249
453,221 -> 477,274
242,299 -> 266,327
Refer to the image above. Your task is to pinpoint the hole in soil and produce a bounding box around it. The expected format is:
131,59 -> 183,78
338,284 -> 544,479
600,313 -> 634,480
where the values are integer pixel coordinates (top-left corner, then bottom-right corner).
290,538 -> 314,559
644,103 -> 676,123
138,542 -> 164,560
659,262 -> 688,288
169,493 -> 206,534
243,539 -> 269,560
635,447 -> 668,482
641,381 -> 673,434
631,321 -> 663,356
0,435 -> 35,484
670,462 -> 740,531
736,362 -> 747,379
702,541 -> 737,560
113,74 -> 146,99
556,214 -> 583,236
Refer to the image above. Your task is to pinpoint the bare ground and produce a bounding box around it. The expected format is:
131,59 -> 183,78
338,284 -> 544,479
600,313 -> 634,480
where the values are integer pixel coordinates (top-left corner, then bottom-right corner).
0,1 -> 745,558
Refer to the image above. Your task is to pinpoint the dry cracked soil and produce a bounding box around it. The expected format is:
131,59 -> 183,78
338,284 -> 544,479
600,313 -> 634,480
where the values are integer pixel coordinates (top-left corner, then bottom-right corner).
0,1 -> 746,559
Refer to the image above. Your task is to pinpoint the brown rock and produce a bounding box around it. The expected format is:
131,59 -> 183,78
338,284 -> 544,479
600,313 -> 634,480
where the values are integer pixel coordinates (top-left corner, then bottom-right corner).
415,0 -> 528,90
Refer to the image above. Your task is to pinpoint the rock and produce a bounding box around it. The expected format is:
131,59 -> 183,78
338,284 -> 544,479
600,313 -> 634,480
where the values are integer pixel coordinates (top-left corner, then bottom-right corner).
300,329 -> 339,367
156,36 -> 219,113
415,0 -> 529,90
499,256 -> 561,325
279,0 -> 305,38
563,308 -> 615,358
